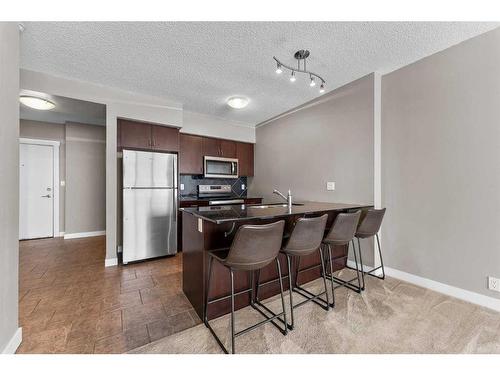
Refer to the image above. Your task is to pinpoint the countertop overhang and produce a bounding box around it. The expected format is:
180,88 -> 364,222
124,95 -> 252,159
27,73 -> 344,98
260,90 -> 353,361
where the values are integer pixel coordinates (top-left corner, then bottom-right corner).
180,201 -> 373,224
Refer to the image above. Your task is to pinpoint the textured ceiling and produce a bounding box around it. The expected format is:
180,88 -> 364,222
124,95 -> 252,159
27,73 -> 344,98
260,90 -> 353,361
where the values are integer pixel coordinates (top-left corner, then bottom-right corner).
20,22 -> 499,125
20,90 -> 106,126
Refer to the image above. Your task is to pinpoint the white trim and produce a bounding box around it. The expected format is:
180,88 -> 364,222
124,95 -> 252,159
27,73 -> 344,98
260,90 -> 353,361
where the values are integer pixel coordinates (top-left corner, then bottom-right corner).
373,72 -> 382,270
58,232 -> 65,237
105,257 -> 118,267
1,327 -> 22,354
19,138 -> 60,239
385,267 -> 500,312
64,230 -> 106,239
346,259 -> 380,275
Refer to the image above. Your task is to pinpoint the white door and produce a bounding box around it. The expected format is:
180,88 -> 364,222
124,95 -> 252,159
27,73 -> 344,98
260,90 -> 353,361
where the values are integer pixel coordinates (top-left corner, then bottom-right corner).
19,143 -> 54,239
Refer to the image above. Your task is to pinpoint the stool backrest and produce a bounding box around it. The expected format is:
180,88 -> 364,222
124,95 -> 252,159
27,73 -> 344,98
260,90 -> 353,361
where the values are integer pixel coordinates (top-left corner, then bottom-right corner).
283,214 -> 328,255
357,208 -> 386,237
225,220 -> 285,270
324,210 -> 361,243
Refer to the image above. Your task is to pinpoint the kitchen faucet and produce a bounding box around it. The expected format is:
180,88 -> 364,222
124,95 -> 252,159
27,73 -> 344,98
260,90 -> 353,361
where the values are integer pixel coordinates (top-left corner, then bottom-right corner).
273,189 -> 292,209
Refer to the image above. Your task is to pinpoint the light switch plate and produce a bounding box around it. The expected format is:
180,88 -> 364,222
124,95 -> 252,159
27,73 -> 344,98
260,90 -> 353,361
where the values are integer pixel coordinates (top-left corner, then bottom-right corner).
488,276 -> 500,292
327,182 -> 335,191
60,180 -> 66,187
180,183 -> 185,191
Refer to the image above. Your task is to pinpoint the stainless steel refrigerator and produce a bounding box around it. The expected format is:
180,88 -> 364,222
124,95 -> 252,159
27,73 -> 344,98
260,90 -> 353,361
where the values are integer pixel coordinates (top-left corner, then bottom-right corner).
122,149 -> 178,264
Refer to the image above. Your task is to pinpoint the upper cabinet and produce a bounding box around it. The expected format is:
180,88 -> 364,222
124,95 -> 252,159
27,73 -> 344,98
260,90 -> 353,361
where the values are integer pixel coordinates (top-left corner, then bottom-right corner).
118,119 -> 180,152
237,142 -> 254,177
202,137 -> 237,158
180,134 -> 203,174
119,119 -> 152,150
151,125 -> 180,152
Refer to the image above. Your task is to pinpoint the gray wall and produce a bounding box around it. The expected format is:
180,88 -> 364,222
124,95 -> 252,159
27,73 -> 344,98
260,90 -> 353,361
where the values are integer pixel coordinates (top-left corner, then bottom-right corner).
65,122 -> 106,234
0,23 -> 20,353
20,120 -> 66,233
382,27 -> 500,298
250,74 -> 375,263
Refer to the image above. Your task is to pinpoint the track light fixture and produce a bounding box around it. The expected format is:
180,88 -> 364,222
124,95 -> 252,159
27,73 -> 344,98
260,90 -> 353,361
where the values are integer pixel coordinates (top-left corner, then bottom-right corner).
274,50 -> 326,94
276,62 -> 283,74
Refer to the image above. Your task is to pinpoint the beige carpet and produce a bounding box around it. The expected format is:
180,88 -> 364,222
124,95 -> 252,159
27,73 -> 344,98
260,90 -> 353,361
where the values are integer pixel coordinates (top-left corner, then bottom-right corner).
130,269 -> 500,354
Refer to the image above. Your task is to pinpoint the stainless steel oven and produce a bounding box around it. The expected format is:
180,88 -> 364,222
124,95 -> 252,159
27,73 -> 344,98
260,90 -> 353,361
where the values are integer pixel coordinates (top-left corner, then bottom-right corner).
204,156 -> 238,179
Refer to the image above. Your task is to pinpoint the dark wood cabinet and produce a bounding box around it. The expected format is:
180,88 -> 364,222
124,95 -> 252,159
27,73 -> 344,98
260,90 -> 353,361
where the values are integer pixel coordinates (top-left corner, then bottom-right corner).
119,119 -> 152,149
220,139 -> 237,158
202,137 -> 237,158
236,142 -> 254,177
202,137 -> 220,157
180,134 -> 203,174
152,125 -> 179,152
118,119 -> 179,153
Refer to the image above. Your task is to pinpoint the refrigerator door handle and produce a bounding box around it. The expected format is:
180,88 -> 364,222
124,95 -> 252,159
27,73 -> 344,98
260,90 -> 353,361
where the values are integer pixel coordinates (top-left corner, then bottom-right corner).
173,189 -> 178,222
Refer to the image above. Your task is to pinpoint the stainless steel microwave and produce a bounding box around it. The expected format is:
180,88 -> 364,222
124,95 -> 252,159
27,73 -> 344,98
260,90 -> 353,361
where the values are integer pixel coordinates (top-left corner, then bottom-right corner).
204,156 -> 238,179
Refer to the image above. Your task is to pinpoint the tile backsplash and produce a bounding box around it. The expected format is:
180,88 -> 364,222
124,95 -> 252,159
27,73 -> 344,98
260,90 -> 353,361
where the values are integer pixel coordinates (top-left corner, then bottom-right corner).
180,175 -> 248,197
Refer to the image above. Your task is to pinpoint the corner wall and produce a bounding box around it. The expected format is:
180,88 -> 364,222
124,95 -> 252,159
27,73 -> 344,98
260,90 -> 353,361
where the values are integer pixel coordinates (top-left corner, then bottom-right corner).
381,27 -> 500,299
250,74 -> 375,263
0,22 -> 21,353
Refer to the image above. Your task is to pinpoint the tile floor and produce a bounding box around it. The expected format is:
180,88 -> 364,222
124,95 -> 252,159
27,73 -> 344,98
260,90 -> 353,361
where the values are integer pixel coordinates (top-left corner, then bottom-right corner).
17,236 -> 199,354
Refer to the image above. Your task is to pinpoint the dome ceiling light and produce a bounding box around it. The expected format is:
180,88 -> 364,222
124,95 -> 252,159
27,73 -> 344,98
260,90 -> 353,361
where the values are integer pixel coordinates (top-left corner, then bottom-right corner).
19,95 -> 56,110
227,96 -> 249,109
274,50 -> 326,94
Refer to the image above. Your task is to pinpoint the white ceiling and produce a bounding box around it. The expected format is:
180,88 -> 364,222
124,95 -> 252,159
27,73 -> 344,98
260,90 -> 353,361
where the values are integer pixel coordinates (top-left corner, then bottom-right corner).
20,89 -> 106,126
20,22 -> 499,125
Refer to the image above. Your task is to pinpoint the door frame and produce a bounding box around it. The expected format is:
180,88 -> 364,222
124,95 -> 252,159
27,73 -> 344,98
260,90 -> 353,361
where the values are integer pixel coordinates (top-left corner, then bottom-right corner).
19,138 -> 60,238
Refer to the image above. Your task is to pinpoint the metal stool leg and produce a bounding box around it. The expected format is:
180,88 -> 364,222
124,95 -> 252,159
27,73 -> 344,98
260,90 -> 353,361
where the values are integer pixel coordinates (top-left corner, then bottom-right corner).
286,255 -> 295,330
318,245 -> 332,308
376,233 -> 386,279
230,269 -> 235,354
276,258 -> 288,335
353,239 -> 364,291
326,244 -> 336,302
204,256 -> 214,326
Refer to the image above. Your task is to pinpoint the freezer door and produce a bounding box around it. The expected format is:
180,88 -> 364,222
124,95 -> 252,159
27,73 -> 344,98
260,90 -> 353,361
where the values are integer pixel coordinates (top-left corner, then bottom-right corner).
123,150 -> 177,188
123,188 -> 177,263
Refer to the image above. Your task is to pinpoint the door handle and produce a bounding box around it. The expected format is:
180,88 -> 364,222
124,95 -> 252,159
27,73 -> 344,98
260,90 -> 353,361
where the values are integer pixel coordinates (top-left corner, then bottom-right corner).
41,194 -> 51,198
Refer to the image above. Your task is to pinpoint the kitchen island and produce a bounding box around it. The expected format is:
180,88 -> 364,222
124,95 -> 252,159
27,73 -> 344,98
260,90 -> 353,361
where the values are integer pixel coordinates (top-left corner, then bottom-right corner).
181,202 -> 373,319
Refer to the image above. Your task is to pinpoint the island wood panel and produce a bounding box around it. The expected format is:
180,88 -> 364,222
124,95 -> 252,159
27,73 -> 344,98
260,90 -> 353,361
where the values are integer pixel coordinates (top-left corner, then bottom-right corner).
182,210 -> 347,320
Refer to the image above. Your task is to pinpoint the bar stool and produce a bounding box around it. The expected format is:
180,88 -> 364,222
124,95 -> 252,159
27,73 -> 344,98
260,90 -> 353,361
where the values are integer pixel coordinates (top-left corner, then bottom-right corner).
322,211 -> 362,300
354,208 -> 386,290
255,214 -> 329,330
204,220 -> 286,354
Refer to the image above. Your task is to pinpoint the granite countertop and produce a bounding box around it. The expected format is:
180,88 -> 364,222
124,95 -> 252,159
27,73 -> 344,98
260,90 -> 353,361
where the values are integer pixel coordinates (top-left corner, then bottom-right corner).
180,201 -> 373,224
180,194 -> 262,202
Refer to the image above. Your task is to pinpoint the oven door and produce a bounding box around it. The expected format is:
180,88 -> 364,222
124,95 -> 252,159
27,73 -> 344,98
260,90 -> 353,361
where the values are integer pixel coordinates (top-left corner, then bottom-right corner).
204,156 -> 238,178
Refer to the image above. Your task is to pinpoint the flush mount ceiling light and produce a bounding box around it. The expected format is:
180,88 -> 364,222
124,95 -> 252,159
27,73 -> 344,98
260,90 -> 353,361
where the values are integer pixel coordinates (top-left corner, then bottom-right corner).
19,96 -> 56,110
274,50 -> 326,94
227,96 -> 249,109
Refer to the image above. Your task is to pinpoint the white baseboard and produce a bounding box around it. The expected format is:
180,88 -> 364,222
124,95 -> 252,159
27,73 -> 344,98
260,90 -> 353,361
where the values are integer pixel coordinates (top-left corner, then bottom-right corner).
64,230 -> 106,239
1,327 -> 22,354
57,232 -> 65,237
385,267 -> 500,312
346,260 -> 382,275
105,257 -> 118,267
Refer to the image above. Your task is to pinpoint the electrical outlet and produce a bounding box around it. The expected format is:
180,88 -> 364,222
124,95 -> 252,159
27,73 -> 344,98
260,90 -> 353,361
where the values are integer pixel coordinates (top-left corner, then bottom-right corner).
241,184 -> 246,190
327,181 -> 335,191
180,183 -> 185,191
488,276 -> 500,292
